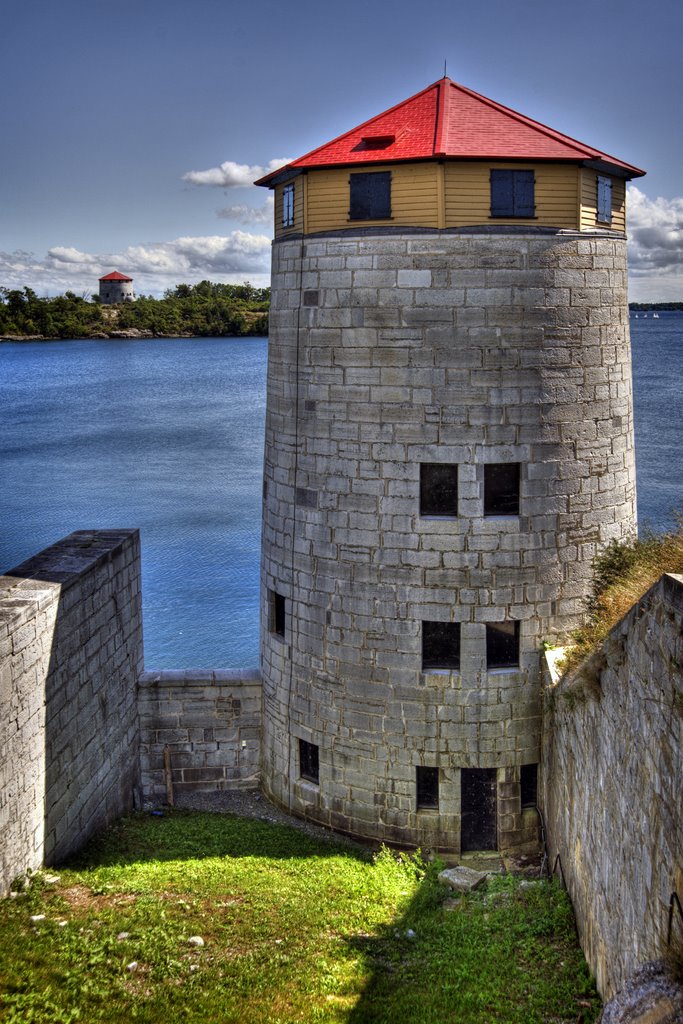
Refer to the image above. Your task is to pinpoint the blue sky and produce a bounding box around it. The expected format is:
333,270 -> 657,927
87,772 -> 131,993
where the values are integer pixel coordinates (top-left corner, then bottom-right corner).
2,0 -> 682,300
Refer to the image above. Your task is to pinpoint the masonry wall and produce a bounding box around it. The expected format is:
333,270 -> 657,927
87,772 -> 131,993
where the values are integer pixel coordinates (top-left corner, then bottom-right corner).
0,530 -> 142,894
541,573 -> 683,999
261,228 -> 637,850
138,669 -> 261,802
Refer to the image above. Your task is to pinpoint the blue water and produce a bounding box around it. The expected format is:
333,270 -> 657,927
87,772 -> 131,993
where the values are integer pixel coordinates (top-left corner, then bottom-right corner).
0,337 -> 267,669
630,312 -> 683,531
0,319 -> 681,668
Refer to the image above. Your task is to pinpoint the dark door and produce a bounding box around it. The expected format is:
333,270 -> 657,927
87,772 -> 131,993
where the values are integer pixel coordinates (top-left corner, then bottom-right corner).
460,768 -> 497,851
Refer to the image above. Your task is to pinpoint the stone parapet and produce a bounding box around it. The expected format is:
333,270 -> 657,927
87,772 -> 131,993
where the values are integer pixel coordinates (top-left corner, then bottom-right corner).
541,573 -> 683,998
138,669 -> 262,802
0,530 -> 142,893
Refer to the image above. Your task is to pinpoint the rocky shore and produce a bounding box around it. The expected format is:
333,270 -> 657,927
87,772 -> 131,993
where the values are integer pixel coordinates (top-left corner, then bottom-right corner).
0,329 -> 198,341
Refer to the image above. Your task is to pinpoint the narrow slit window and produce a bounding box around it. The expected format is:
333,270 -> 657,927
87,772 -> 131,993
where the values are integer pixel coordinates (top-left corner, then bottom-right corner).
420,463 -> 458,517
299,739 -> 319,784
484,463 -> 520,516
282,184 -> 295,228
416,766 -> 439,809
349,171 -> 391,220
597,175 -> 612,225
422,621 -> 461,671
269,589 -> 286,638
520,764 -> 538,807
486,621 -> 520,670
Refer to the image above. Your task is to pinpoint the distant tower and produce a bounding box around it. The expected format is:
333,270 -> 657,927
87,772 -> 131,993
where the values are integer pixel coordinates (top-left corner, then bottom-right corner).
256,78 -> 645,853
98,271 -> 135,304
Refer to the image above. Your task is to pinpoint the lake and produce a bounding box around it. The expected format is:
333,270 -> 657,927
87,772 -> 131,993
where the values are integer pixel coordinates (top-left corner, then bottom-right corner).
1,317 -> 681,668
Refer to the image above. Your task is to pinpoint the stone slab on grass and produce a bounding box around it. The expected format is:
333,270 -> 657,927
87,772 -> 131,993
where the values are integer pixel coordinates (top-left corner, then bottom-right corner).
438,865 -> 489,892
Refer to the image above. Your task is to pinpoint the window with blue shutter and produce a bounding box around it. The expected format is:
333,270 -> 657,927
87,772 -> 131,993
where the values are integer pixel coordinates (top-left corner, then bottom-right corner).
282,184 -> 295,227
349,171 -> 391,220
597,175 -> 612,224
490,169 -> 535,218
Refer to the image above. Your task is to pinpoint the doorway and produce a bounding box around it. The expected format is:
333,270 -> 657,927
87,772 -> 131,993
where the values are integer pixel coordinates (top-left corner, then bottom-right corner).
460,768 -> 497,850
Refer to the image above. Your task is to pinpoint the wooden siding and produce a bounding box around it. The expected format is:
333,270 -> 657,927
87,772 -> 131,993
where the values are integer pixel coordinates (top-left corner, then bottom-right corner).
272,161 -> 630,235
445,162 -> 579,228
305,163 -> 440,233
274,179 -> 304,238
579,169 -> 626,233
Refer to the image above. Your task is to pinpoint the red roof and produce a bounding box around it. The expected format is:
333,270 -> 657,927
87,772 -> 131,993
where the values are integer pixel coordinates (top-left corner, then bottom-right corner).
255,78 -> 645,185
99,271 -> 133,282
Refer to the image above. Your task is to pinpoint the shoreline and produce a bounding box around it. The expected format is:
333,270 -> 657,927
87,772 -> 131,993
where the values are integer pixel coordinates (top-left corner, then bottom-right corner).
0,330 -> 266,342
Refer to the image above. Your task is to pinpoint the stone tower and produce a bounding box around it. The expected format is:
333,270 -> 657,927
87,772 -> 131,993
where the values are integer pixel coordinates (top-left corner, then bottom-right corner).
98,271 -> 135,304
255,78 -> 644,852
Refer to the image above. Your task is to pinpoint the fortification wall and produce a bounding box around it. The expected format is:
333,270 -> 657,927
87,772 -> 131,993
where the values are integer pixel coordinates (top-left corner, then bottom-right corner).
0,530 -> 142,894
138,669 -> 261,802
542,573 -> 683,998
261,229 -> 637,848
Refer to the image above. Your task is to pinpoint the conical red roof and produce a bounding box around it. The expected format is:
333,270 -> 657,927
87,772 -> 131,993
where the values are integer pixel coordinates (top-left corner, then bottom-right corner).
99,271 -> 133,282
255,78 -> 644,185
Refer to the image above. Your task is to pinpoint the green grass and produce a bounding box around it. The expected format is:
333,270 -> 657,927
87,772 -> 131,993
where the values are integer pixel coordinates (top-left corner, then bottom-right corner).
561,523 -> 683,675
0,812 -> 600,1023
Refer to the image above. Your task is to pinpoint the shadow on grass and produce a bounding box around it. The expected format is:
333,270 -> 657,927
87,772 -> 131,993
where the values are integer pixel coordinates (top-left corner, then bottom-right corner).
62,808 -> 371,870
342,870 -> 601,1024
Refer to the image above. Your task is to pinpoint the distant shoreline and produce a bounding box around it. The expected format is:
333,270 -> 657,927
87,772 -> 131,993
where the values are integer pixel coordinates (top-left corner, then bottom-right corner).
0,331 -> 267,343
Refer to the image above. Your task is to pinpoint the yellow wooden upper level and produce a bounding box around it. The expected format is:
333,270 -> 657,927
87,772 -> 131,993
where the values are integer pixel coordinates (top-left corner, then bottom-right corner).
272,161 -> 626,239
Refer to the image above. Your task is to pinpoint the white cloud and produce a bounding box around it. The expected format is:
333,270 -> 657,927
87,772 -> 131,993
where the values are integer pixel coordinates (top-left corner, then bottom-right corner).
182,158 -> 291,188
0,232 -> 273,297
627,185 -> 683,300
217,196 -> 274,225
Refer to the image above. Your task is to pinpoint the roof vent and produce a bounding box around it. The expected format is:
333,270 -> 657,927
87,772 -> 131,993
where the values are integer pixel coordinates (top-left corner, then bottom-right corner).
358,134 -> 395,150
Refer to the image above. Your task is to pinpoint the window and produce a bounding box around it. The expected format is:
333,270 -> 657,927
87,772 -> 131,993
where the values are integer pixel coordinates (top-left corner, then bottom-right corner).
490,169 -> 535,218
299,739 -> 319,783
597,175 -> 612,224
484,463 -> 520,516
269,589 -> 286,638
422,621 -> 461,671
416,766 -> 439,809
349,171 -> 391,220
420,463 -> 458,517
520,764 -> 538,808
486,621 -> 520,670
282,184 -> 295,228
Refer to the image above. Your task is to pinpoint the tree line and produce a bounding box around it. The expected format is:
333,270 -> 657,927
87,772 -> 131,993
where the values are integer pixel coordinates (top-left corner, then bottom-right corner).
629,302 -> 683,311
0,281 -> 270,338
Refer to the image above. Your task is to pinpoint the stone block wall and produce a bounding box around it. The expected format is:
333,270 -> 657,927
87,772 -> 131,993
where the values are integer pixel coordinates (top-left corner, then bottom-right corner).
138,669 -> 261,802
261,228 -> 637,848
0,530 -> 142,894
541,573 -> 683,998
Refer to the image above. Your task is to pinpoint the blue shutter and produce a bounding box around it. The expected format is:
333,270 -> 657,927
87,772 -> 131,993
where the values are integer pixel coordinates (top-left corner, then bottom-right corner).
513,171 -> 535,217
349,172 -> 391,220
597,176 -> 612,223
490,170 -> 513,216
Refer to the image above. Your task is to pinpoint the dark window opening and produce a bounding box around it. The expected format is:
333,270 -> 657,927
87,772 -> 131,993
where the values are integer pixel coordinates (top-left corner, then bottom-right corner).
282,184 -> 295,227
486,621 -> 520,670
490,169 -> 535,218
270,589 -> 286,638
416,766 -> 439,809
422,621 -> 460,671
597,175 -> 612,224
349,171 -> 391,220
299,739 -> 319,784
521,763 -> 538,808
484,463 -> 520,516
420,463 -> 458,517
461,767 -> 497,850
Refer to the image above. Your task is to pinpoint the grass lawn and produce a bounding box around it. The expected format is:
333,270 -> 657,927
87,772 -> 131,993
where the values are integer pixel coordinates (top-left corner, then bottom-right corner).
0,811 -> 600,1023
